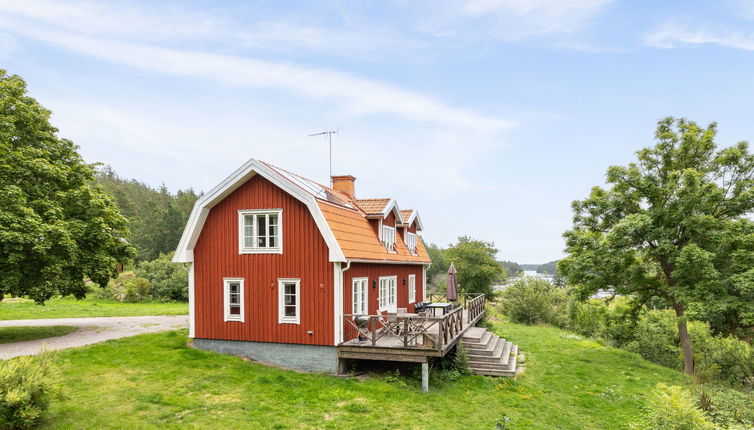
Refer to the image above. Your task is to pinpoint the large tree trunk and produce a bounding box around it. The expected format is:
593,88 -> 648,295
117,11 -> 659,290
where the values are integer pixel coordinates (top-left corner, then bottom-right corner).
673,302 -> 695,375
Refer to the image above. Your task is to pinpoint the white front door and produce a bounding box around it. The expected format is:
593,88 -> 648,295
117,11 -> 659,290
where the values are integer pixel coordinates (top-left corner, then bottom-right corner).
378,276 -> 397,313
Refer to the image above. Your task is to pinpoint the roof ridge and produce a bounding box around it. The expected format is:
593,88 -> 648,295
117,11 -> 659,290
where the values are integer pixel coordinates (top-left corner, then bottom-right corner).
259,160 -> 333,192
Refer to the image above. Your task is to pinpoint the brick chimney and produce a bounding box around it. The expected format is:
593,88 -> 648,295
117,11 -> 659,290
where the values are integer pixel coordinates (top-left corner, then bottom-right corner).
331,175 -> 356,197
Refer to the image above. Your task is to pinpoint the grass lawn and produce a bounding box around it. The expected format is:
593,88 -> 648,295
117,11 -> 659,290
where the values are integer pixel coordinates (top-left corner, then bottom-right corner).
46,310 -> 688,429
0,296 -> 187,320
0,325 -> 77,344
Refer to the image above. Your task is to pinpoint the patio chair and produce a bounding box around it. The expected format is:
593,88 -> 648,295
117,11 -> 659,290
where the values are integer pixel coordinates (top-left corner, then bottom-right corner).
377,311 -> 401,336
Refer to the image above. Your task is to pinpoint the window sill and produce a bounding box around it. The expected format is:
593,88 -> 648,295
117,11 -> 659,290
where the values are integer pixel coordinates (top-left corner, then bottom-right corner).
224,318 -> 244,322
278,319 -> 300,325
239,248 -> 282,255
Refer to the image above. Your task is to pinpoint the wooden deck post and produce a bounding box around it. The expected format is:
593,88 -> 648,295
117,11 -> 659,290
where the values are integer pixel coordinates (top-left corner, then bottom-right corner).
421,362 -> 429,393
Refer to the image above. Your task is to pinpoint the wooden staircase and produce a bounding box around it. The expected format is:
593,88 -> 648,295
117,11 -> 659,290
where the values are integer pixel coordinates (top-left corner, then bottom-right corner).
461,327 -> 524,377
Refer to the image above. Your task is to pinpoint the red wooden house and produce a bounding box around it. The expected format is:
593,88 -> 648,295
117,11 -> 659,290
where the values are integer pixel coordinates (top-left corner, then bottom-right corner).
173,159 -> 433,373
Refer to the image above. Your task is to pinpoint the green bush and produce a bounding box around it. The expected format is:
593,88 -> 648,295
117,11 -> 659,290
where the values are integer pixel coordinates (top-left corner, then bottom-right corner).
135,252 -> 188,302
695,385 -> 754,429
500,278 -> 568,327
122,277 -> 150,303
0,351 -> 62,429
632,383 -> 714,430
624,310 -> 681,369
97,271 -> 151,303
690,323 -> 754,387
568,299 -> 607,338
568,302 -> 754,387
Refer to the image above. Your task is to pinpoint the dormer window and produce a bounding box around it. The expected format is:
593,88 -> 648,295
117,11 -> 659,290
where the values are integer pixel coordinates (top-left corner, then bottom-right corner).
381,225 -> 396,252
406,232 -> 417,255
238,209 -> 282,254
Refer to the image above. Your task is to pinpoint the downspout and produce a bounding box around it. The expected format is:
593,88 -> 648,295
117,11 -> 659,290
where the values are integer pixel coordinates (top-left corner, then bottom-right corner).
336,260 -> 352,345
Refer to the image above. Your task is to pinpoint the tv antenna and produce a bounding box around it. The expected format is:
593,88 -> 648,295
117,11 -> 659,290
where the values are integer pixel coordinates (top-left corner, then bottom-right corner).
308,129 -> 338,184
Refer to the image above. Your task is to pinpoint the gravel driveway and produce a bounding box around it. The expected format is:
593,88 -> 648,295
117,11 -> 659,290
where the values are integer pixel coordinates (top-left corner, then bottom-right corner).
0,315 -> 188,359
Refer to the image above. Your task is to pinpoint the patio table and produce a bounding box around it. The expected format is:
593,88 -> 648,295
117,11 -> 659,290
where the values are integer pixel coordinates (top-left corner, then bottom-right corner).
424,303 -> 452,317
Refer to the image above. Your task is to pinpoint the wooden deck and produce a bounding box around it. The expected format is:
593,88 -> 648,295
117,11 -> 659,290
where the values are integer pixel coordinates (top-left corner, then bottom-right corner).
337,294 -> 486,363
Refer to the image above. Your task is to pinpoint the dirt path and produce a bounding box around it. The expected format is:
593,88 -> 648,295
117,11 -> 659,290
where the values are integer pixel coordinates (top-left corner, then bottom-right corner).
0,315 -> 188,359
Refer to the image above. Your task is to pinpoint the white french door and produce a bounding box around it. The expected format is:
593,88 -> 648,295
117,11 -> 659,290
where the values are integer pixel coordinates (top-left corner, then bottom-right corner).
378,276 -> 397,313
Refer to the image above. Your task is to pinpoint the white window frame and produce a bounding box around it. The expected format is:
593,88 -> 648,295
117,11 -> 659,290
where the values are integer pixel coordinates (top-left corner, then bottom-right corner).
352,277 -> 369,315
238,209 -> 283,254
408,274 -> 416,303
381,225 -> 396,252
223,277 -> 244,322
406,231 -> 417,255
278,278 -> 301,324
378,276 -> 397,312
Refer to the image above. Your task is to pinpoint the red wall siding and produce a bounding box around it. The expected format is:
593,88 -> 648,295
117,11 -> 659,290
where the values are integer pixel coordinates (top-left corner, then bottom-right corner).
193,175 -> 333,346
384,212 -> 396,227
342,263 -> 424,339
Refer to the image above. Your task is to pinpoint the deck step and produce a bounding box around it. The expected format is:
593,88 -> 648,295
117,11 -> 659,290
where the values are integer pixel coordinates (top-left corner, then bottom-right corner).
467,338 -> 506,361
465,334 -> 502,355
460,328 -> 522,378
463,326 -> 486,342
464,331 -> 493,349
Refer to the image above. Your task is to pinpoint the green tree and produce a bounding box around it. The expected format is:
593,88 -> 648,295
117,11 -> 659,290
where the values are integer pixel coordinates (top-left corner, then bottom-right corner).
94,166 -> 199,261
444,236 -> 506,297
560,117 -> 754,375
499,260 -> 523,276
425,242 -> 448,279
0,70 -> 134,303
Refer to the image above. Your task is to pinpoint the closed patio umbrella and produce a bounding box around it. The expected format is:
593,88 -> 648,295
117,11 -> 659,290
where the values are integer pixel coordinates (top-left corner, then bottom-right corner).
447,262 -> 458,302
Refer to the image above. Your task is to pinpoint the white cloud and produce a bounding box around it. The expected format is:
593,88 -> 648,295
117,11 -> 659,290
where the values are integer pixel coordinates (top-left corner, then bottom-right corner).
0,32 -> 17,58
0,2 -> 509,132
646,23 -> 754,51
0,0 -> 422,59
418,0 -> 612,41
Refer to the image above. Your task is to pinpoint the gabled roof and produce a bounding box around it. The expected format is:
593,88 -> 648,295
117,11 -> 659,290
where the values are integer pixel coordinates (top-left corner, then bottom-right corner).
400,209 -> 424,231
318,201 -> 428,262
354,199 -> 390,215
173,158 -> 430,264
173,159 -> 345,263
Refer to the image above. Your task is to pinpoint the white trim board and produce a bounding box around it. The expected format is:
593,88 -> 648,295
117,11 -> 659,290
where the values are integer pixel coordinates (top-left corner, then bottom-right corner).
188,263 -> 195,337
173,158 -> 345,263
278,278 -> 301,324
223,277 -> 245,322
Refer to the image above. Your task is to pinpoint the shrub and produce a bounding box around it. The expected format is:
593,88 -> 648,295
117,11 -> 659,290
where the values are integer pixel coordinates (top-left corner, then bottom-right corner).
97,271 -> 151,303
122,277 -> 150,303
499,277 -> 568,327
135,252 -> 188,302
434,342 -> 471,379
568,299 -> 607,338
690,323 -> 754,387
624,310 -> 681,369
0,351 -> 62,429
632,383 -> 714,430
695,385 -> 754,429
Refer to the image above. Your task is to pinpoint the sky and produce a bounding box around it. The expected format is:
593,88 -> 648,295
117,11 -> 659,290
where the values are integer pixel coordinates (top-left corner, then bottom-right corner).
2,0 -> 754,263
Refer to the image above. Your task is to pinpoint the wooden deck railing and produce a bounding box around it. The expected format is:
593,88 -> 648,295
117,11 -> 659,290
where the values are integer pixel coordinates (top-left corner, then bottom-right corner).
465,293 -> 485,323
341,293 -> 485,351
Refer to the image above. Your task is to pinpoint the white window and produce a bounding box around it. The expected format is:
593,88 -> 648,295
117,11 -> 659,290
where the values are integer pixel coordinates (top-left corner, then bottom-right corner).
278,278 -> 300,324
406,232 -> 417,254
238,209 -> 282,254
408,274 -> 416,303
378,276 -> 397,312
352,278 -> 368,315
381,225 -> 396,252
223,278 -> 244,322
